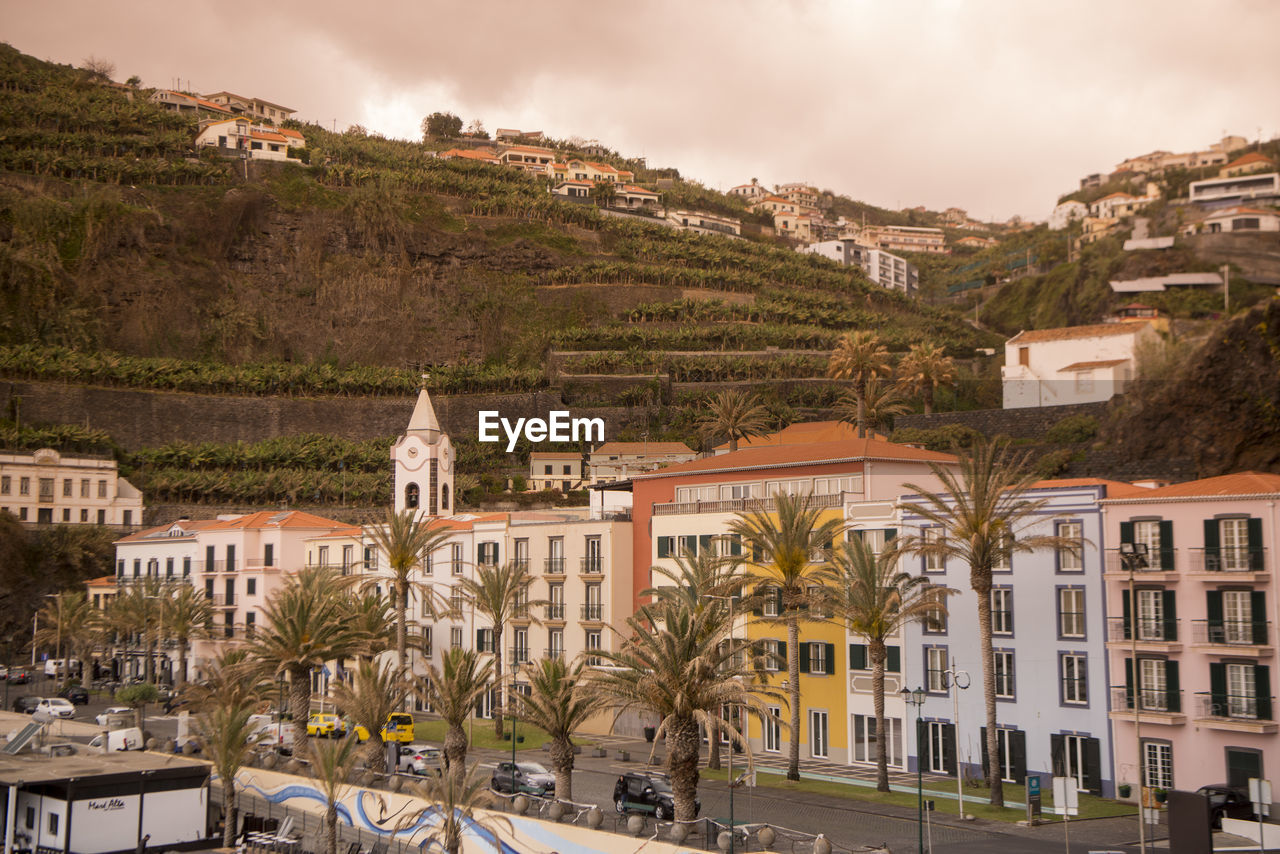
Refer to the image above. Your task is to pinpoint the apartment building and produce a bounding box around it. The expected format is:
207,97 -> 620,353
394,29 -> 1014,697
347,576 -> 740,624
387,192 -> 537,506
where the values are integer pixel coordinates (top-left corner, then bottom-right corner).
588,442 -> 697,484
528,452 -> 586,492
858,225 -> 948,255
1,448 -> 143,527
1101,472 -> 1280,794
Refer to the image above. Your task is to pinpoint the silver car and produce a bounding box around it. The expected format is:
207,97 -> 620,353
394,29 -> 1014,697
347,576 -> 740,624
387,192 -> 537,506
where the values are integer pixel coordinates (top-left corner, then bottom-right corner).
35,698 -> 76,719
397,743 -> 443,775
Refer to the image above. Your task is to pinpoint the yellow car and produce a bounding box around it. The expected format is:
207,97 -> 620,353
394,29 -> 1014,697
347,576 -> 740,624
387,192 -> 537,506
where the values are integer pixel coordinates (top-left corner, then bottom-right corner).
353,713 -> 415,744
306,713 -> 346,738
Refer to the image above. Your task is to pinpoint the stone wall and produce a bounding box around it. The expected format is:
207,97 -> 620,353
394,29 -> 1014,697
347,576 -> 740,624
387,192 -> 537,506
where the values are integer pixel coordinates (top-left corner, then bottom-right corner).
895,401 -> 1111,440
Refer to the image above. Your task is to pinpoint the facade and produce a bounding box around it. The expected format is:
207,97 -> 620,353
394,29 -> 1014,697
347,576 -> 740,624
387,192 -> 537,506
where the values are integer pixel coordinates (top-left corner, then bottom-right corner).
729,181 -> 770,201
550,159 -> 635,184
529,452 -> 586,492
900,479 -> 1144,797
857,225 -> 948,255
1049,200 -> 1089,231
499,145 -> 556,176
1002,321 -> 1159,409
201,91 -> 296,123
1113,136 -> 1247,176
1090,186 -> 1159,219
1201,206 -> 1280,234
797,240 -> 918,294
588,442 -> 697,484
0,448 -> 142,527
1219,152 -> 1276,178
1188,173 -> 1280,208
613,185 -> 660,209
440,148 -> 502,165
551,180 -> 592,199
1100,472 -> 1280,794
148,89 -> 232,116
391,388 -> 456,521
1077,215 -> 1119,245
194,117 -> 300,161
665,210 -> 741,238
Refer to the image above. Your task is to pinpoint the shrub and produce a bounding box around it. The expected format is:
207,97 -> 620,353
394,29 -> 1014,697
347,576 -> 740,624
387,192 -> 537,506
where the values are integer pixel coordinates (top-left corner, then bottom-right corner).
1044,414 -> 1098,444
890,423 -> 983,451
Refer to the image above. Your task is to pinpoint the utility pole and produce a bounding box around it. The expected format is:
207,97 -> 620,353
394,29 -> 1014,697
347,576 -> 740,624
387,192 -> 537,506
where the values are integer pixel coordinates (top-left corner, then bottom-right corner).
1222,264 -> 1230,315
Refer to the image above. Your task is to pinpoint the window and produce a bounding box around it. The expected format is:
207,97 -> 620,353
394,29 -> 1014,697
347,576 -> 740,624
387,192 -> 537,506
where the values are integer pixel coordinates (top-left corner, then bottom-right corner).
1142,741 -> 1173,790
62,508 -> 70,522
478,541 -> 499,566
923,528 -> 944,572
1138,658 -> 1169,711
1220,517 -> 1251,571
166,557 -> 174,578
720,483 -> 752,500
923,602 -> 948,634
1136,589 -> 1165,641
48,813 -> 58,835
97,509 -> 105,524
80,479 -> 89,498
586,630 -> 602,665
246,578 -> 256,596
476,628 -> 494,653
1057,522 -> 1083,571
19,477 -> 30,495
548,628 -> 564,659
991,588 -> 1013,635
993,533 -> 1012,571
449,586 -> 464,616
547,537 -> 564,573
762,586 -> 780,617
926,647 -> 948,692
1220,589 -> 1256,644
1058,588 -> 1085,638
450,543 -> 463,575
80,509 -> 88,522
342,545 -> 353,571
513,628 -> 528,664
98,480 -> 107,498
317,545 -> 329,567
764,706 -> 781,753
1226,663 -> 1259,718
450,627 -> 462,650
1133,520 -> 1162,562
1075,370 -> 1094,393
853,714 -> 902,767
133,558 -> 141,577
547,583 -> 564,619
762,639 -> 782,671
62,478 -> 72,497
422,625 -> 433,658
813,475 -> 862,495
1061,653 -> 1087,704
809,642 -> 829,674
0,476 -> 9,494
993,650 -> 1015,698
514,538 -> 529,569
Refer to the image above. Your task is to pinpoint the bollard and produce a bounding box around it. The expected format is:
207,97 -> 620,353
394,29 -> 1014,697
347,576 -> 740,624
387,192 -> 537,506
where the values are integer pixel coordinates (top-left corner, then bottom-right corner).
758,826 -> 776,849
627,815 -> 645,836
586,807 -> 603,829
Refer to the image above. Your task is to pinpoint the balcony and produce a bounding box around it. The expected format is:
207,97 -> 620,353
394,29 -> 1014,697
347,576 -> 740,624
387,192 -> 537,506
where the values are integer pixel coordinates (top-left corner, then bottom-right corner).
513,558 -> 530,572
545,647 -> 565,661
1187,547 -> 1269,581
545,604 -> 565,621
1190,619 -> 1271,654
1106,617 -> 1181,651
581,604 -> 604,622
1193,692 -> 1277,733
580,557 -> 604,575
1108,687 -> 1187,725
196,560 -> 227,574
544,558 -> 566,575
653,492 -> 844,517
509,647 -> 531,666
1104,549 -> 1179,579
212,594 -> 236,607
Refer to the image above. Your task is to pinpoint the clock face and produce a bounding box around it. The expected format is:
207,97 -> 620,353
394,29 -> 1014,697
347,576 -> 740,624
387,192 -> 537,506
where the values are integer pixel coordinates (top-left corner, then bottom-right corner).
407,446 -> 418,458
440,447 -> 452,472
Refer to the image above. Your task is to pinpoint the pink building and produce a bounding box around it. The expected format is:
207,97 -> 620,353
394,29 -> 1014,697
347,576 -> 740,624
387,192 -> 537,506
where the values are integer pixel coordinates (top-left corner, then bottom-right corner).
1101,472 -> 1280,795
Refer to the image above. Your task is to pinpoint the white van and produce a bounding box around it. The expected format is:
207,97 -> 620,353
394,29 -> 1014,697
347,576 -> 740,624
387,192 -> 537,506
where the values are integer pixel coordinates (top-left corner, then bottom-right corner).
89,727 -> 144,752
248,715 -> 294,754
44,658 -> 80,677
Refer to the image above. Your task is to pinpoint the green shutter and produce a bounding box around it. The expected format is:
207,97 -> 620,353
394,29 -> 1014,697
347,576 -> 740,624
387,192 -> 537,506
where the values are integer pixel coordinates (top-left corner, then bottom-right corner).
775,588 -> 784,615
750,586 -> 763,617
1124,658 -> 1134,708
1209,662 -> 1227,714
1206,590 -> 1224,642
1248,518 -> 1264,570
1255,666 -> 1271,721
885,528 -> 897,541
777,641 -> 786,664
942,724 -> 957,776
979,726 -> 989,778
1204,519 -> 1221,569
1120,521 -> 1134,545
1252,591 -> 1268,645
824,643 -> 836,675
1162,589 -> 1177,641
1049,733 -> 1065,776
887,646 -> 901,673
657,537 -> 671,559
1165,660 -> 1180,713
1158,520 -> 1175,570
699,534 -> 713,555
1011,730 -> 1027,784
849,643 -> 867,671
1122,591 -> 1132,640
798,642 -> 810,674
1084,738 -> 1102,794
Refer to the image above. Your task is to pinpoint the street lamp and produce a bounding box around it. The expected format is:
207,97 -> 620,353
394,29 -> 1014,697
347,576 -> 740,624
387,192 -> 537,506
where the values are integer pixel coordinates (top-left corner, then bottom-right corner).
1119,541 -> 1149,854
901,686 -> 926,854
943,660 -> 971,818
708,593 -> 740,854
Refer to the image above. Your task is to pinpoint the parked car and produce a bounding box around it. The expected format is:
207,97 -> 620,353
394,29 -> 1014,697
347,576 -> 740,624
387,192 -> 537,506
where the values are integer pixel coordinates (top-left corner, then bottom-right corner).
163,696 -> 193,715
248,716 -> 295,754
8,668 -> 30,685
95,706 -> 134,727
306,713 -> 346,738
613,771 -> 696,821
89,727 -> 144,752
59,686 -> 89,705
354,712 -> 415,744
0,665 -> 8,680
1196,784 -> 1254,828
491,761 -> 556,796
35,698 -> 76,719
396,742 -> 443,776
12,696 -> 41,714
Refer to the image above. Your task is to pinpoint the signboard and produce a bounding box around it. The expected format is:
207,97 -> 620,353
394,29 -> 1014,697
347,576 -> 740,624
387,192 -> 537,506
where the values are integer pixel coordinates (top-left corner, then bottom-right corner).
1026,774 -> 1042,821
1052,777 -> 1079,816
1249,777 -> 1272,817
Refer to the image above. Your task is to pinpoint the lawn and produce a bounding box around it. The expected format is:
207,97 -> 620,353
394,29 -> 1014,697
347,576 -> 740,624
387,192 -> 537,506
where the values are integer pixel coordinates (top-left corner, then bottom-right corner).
411,719 -> 594,753
699,768 -> 1136,824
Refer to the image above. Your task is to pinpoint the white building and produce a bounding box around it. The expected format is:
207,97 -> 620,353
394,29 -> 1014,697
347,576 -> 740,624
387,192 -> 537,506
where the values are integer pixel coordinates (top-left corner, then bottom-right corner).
799,240 -> 918,294
1048,200 -> 1088,231
588,442 -> 698,484
1188,173 -> 1280,207
1001,321 -> 1160,409
194,117 -> 303,161
1201,206 -> 1280,233
529,452 -> 586,492
728,180 -> 770,201
1,448 -> 142,527
392,388 -> 456,521
665,210 -> 741,238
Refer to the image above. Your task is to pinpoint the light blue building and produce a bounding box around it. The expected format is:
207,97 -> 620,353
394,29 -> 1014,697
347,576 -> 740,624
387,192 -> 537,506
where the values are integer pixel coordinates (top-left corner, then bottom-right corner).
900,479 -> 1128,798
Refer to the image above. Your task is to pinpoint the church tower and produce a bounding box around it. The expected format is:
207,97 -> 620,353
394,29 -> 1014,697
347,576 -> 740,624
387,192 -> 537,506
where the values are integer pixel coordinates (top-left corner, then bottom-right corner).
391,385 -> 455,521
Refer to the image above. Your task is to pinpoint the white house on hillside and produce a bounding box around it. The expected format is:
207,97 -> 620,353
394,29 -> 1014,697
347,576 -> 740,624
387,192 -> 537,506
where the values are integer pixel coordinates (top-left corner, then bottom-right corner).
1001,321 -> 1159,409
1048,200 -> 1088,230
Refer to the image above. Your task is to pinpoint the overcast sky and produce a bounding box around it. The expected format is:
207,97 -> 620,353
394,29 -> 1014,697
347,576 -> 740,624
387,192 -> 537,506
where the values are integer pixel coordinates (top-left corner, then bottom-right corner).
6,0 -> 1278,220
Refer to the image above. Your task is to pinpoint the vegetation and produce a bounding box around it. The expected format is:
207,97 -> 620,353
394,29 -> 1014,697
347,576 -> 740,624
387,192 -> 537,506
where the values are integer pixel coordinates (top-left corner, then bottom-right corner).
696,390 -> 771,451
513,657 -> 609,802
827,332 -> 892,437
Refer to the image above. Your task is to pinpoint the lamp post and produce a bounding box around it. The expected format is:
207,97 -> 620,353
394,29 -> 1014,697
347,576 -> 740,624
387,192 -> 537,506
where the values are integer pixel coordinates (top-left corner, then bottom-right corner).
1119,541 -> 1150,854
943,659 -> 971,818
901,686 -> 926,854
706,593 -> 740,853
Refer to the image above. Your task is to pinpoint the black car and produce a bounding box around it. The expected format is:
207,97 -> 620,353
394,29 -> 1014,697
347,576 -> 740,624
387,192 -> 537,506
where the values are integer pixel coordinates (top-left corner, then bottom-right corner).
613,771 -> 697,821
1196,784 -> 1254,828
8,669 -> 30,685
12,696 -> 42,714
59,686 -> 89,705
491,761 -> 555,795
163,697 -> 193,715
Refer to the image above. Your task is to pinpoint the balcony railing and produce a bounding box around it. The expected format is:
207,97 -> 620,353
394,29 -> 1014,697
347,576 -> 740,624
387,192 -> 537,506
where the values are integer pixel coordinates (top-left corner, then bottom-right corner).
212,594 -> 236,607
245,558 -> 278,569
196,560 -> 227,573
653,492 -> 844,516
1107,617 -> 1179,643
544,558 -> 566,574
1105,549 -> 1178,574
513,558 -> 530,571
545,647 -> 565,660
1110,686 -> 1183,714
1194,692 -> 1274,722
545,604 -> 565,620
580,557 -> 604,575
1191,619 -> 1270,647
581,604 -> 604,621
1189,547 -> 1267,573
509,647 -> 530,666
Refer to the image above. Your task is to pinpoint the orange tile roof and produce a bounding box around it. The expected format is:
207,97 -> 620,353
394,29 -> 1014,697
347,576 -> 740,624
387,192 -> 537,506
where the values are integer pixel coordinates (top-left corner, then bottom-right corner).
1060,358 -> 1129,371
1224,152 -> 1274,167
531,452 -> 583,460
250,130 -> 287,143
715,421 -> 880,451
86,575 -> 118,587
1030,477 -> 1150,498
1008,322 -> 1147,344
1095,192 -> 1135,202
206,510 -> 350,531
1104,471 -> 1280,500
593,442 -> 695,456
636,436 -> 957,480
115,518 -> 221,543
279,128 -> 304,139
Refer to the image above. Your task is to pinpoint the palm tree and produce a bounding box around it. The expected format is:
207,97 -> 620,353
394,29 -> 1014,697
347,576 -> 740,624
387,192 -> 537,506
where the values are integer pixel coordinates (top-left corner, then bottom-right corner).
164,584 -> 212,690
827,331 -> 892,437
342,589 -> 398,661
248,566 -> 366,746
107,579 -> 165,684
196,700 -> 259,847
33,591 -> 99,690
418,648 -> 493,781
186,648 -> 269,712
363,509 -> 454,678
305,735 -> 363,854
457,560 -> 545,738
899,437 -> 1080,806
730,492 -> 845,781
696,389 -> 772,452
513,657 -> 608,803
331,658 -> 410,768
836,376 -> 910,436
396,762 -> 508,854
899,342 -> 957,415
817,539 -> 953,792
590,596 -> 774,822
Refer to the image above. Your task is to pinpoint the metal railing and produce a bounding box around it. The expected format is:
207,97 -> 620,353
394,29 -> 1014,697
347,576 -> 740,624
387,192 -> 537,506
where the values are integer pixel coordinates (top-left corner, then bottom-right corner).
508,647 -> 530,666
212,594 -> 236,607
1105,549 -> 1178,573
1107,616 -> 1179,643
1111,686 -> 1183,714
1194,692 -> 1274,721
545,604 -> 565,620
580,557 -> 604,574
1191,619 -> 1270,646
544,558 -> 566,574
652,492 -> 844,516
1189,547 -> 1267,573
581,604 -> 604,621
545,647 -> 565,660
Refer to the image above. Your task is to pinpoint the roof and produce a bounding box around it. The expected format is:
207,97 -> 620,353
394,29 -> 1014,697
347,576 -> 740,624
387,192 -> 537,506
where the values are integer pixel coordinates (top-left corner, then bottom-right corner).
635,436 -> 957,480
592,442 -> 695,457
1102,471 -> 1280,502
0,749 -> 209,788
529,452 -> 582,460
85,575 -> 118,587
279,128 -> 304,139
1029,477 -> 1151,498
1224,152 -> 1275,168
204,510 -> 350,531
1007,322 -> 1149,345
1059,358 -> 1129,371
1095,192 -> 1136,202
406,388 -> 441,435
1204,205 -> 1279,219
714,420 -> 873,451
502,145 -> 555,155
115,518 -> 221,544
250,130 -> 287,143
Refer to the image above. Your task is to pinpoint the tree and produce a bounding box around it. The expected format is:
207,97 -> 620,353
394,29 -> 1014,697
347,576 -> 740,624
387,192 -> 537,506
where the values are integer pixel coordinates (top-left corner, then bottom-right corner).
364,509 -> 453,677
593,181 -> 617,208
396,762 -> 507,854
729,492 -> 844,781
422,112 -> 463,140
305,735 -> 363,854
817,539 -> 952,791
185,648 -> 269,712
457,560 -> 545,738
590,596 -> 773,822
248,566 -> 366,745
827,331 -> 892,437
164,584 -> 212,690
196,701 -> 259,847
898,437 -> 1080,806
80,56 -> 115,81
417,649 -> 493,782
331,658 -> 410,768
107,579 -> 165,684
696,389 -> 772,452
836,376 -> 910,436
125,75 -> 142,88
898,342 -> 957,415
32,591 -> 98,690
465,119 -> 489,140
513,657 -> 608,803
116,682 -> 160,732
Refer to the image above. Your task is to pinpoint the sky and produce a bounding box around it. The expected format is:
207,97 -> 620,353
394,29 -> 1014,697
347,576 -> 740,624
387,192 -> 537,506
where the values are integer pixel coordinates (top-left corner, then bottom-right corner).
5,0 -> 1279,221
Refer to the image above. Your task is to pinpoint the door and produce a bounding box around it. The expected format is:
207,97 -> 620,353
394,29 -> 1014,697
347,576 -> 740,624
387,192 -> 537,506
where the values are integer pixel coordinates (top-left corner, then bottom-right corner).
810,710 -> 829,759
1223,590 -> 1252,644
926,721 -> 956,775
1226,749 -> 1262,790
764,706 -> 781,753
1136,590 -> 1164,641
